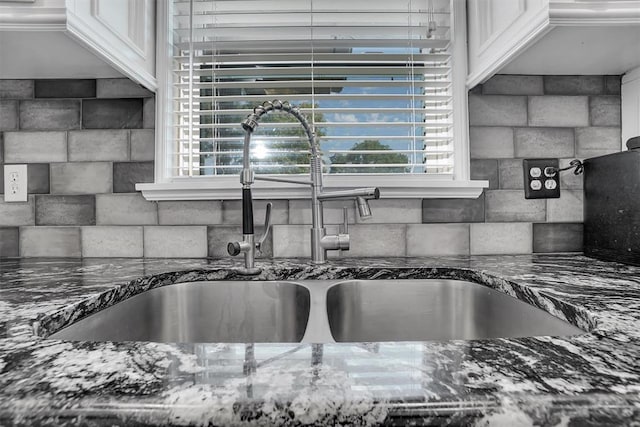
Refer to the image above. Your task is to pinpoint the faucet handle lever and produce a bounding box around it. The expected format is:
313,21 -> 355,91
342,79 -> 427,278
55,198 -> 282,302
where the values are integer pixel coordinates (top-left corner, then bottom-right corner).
256,202 -> 273,253
340,207 -> 349,234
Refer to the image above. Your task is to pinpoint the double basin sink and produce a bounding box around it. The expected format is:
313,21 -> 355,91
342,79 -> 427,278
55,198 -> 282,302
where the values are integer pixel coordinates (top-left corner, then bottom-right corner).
49,279 -> 585,343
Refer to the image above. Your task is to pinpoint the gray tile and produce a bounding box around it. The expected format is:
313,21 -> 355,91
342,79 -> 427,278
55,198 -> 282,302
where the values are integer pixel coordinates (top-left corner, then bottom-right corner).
355,199 -> 422,224
559,158 -> 584,190
514,128 -> 575,158
469,127 -> 514,159
96,193 -> 158,225
485,190 -> 546,222
223,199 -> 288,225
0,227 -> 19,257
482,75 -> 543,95
347,224 -> 407,257
547,190 -> 584,223
498,159 -> 525,189
68,130 -> 129,161
528,96 -> 589,127
82,99 -> 143,129
82,226 -> 143,257
604,75 -> 622,95
288,199 -> 354,225
0,80 -> 33,99
406,224 -> 469,256
27,163 -> 50,194
143,226 -> 208,258
422,195 -> 485,223
34,79 -> 96,98
0,196 -> 35,226
143,97 -> 155,129
589,96 -> 621,127
50,162 -> 113,194
470,159 -> 498,189
158,201 -> 223,225
3,131 -> 67,163
575,127 -> 621,158
96,79 -> 154,98
35,195 -> 96,226
533,223 -> 583,253
0,100 -> 18,130
19,226 -> 81,257
468,95 -> 527,126
272,224 -> 311,258
113,162 -> 153,193
19,99 -> 81,130
207,225 -> 273,259
543,76 -> 604,95
130,129 -> 155,161
470,223 -> 532,255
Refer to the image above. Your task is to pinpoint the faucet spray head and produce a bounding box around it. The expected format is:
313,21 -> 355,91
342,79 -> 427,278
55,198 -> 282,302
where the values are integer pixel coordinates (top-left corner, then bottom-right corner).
242,115 -> 259,132
356,196 -> 372,219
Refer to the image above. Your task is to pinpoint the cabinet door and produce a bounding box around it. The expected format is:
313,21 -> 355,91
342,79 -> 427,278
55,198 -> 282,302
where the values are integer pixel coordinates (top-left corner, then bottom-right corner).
66,0 -> 156,90
467,0 -> 548,87
622,68 -> 640,148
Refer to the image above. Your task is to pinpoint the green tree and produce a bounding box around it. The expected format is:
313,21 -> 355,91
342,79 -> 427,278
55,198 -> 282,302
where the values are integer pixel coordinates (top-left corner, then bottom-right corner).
254,102 -> 326,174
329,140 -> 409,173
199,98 -> 325,175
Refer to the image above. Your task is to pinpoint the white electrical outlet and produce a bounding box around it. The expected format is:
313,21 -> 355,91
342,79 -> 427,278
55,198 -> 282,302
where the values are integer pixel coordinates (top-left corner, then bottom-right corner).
4,165 -> 28,202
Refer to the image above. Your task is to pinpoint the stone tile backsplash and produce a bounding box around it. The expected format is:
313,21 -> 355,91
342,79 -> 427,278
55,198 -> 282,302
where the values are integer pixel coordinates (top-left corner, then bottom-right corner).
19,99 -> 81,130
35,195 -> 96,226
112,161 -> 154,193
81,98 -> 144,129
464,74 -> 620,257
0,76 -> 621,258
95,193 -> 158,225
34,79 -> 96,99
68,130 -> 130,162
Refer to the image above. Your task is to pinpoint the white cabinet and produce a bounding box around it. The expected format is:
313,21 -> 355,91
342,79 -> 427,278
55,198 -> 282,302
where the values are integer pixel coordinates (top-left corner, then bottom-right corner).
466,0 -> 548,88
66,0 -> 156,89
0,0 -> 156,90
622,67 -> 640,145
467,0 -> 640,88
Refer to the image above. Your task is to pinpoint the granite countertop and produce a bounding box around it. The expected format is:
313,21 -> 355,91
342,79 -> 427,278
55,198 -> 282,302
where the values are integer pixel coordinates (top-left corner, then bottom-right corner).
0,255 -> 639,426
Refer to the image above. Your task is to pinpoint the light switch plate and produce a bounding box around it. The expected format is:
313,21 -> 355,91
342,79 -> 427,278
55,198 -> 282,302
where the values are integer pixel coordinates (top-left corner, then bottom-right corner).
523,159 -> 560,199
4,164 -> 28,202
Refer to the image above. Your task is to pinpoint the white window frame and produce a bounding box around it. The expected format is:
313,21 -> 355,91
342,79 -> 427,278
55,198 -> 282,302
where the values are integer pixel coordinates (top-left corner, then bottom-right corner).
137,0 -> 487,201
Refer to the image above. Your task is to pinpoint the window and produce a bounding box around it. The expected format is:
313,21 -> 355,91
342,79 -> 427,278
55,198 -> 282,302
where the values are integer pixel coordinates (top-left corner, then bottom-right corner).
139,0 -> 486,200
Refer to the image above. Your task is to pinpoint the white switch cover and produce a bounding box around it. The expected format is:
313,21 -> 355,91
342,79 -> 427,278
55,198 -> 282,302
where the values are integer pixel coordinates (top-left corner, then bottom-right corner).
4,164 -> 28,202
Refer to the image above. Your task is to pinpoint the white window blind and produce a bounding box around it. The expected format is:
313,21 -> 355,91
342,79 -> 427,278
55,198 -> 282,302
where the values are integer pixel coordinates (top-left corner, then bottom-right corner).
170,0 -> 453,178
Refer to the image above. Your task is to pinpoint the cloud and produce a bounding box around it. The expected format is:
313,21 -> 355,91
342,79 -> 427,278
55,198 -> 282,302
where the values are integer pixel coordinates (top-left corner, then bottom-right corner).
330,113 -> 358,123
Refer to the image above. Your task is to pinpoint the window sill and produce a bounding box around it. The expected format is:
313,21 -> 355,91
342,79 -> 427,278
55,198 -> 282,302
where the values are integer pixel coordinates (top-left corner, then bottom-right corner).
136,176 -> 488,200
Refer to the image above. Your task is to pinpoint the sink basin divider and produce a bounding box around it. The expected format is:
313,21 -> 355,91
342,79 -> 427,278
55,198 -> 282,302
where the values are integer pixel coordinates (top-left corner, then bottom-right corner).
300,280 -> 335,343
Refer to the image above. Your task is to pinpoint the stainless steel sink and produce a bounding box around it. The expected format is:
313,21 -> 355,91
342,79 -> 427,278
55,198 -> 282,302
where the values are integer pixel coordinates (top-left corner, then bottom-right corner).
326,279 -> 585,342
48,278 -> 585,344
49,281 -> 311,343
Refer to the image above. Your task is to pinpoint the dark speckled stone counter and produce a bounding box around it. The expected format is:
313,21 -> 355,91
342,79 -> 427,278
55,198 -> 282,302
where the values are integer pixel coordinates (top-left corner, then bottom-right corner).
0,255 -> 639,426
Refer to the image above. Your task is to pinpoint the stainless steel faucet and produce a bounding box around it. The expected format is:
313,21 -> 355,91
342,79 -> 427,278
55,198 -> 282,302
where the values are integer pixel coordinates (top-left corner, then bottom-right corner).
227,100 -> 380,274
